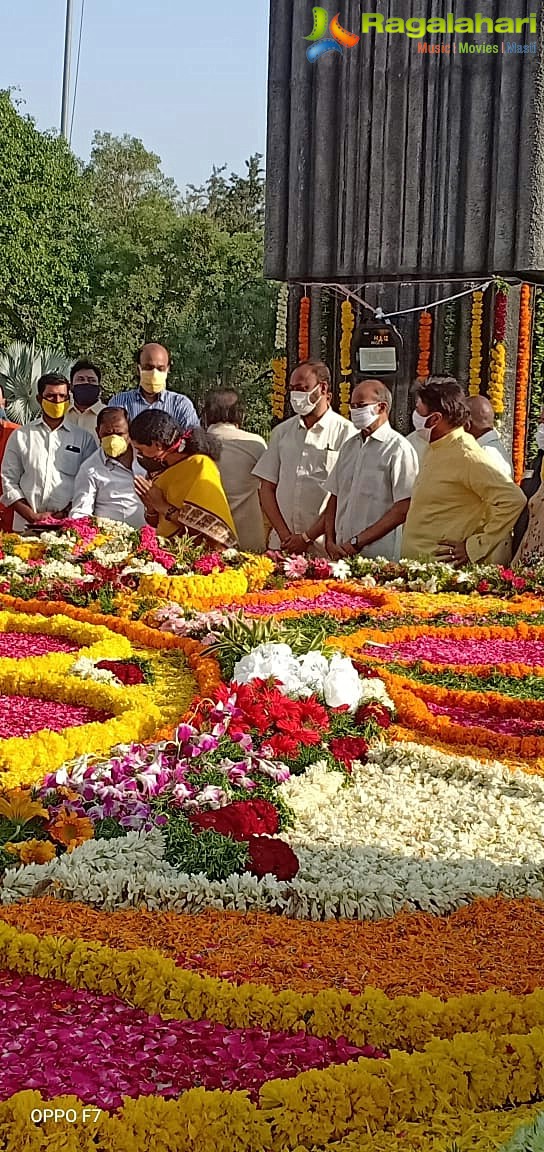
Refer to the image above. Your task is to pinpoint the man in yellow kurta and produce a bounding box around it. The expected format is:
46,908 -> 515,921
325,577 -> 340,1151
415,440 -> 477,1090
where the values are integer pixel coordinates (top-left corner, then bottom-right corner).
402,377 -> 526,566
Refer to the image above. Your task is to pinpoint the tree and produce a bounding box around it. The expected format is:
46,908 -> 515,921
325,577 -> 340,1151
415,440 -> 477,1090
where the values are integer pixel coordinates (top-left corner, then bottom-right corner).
69,132 -> 182,391
182,154 -> 265,234
71,137 -> 276,432
0,343 -> 71,424
0,91 -> 92,350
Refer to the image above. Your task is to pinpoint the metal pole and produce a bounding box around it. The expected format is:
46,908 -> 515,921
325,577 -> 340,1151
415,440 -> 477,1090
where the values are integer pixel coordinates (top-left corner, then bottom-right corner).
60,0 -> 73,139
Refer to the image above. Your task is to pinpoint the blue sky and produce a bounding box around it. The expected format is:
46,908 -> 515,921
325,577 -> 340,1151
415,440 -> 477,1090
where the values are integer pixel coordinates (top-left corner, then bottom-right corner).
3,0 -> 269,190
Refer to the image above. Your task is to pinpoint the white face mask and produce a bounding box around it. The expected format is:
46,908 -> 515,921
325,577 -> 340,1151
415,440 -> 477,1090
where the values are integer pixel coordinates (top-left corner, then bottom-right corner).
350,404 -> 380,431
536,424 -> 544,452
290,385 -> 321,417
412,408 -> 436,442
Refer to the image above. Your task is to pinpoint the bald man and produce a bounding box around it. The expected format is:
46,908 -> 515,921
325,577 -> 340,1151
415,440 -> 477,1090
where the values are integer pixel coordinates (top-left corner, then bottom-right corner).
465,396 -> 512,478
108,343 -> 199,430
324,378 -> 419,560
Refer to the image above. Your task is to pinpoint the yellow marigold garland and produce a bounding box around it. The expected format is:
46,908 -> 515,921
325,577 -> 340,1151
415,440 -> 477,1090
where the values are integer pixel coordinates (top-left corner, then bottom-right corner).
488,286 -> 508,415
271,357 -> 287,421
139,558 -> 272,608
416,311 -> 432,379
339,301 -> 354,416
513,283 -> 533,483
469,291 -> 484,395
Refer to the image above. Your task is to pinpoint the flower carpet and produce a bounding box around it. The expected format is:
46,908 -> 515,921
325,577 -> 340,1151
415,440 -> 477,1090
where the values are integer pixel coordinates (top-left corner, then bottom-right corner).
2,522 -> 544,1149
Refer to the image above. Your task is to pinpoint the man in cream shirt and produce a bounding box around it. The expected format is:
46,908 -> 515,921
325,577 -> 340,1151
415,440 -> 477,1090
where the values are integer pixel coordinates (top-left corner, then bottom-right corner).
324,380 -> 419,560
2,373 -> 96,530
203,389 -> 267,552
402,377 -> 525,565
252,360 -> 356,554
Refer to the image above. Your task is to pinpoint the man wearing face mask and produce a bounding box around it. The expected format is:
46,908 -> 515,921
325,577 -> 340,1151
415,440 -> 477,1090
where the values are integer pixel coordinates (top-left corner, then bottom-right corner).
252,360 -> 356,554
402,377 -> 525,566
324,380 -> 419,561
1,374 -> 96,530
70,407 -> 146,527
108,343 -> 199,430
67,359 -> 105,444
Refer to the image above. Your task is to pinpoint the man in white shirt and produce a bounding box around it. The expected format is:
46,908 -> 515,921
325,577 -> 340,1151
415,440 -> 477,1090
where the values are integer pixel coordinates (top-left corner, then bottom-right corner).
465,395 -> 513,478
71,407 -> 146,528
252,360 -> 356,554
2,373 -> 96,531
67,359 -> 105,444
203,389 -> 267,552
324,379 -> 419,561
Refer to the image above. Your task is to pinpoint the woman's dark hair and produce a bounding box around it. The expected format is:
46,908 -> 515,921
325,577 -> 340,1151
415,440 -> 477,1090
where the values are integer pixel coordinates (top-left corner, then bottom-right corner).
203,389 -> 244,427
183,428 -> 222,463
37,373 -> 69,396
70,358 -> 102,384
416,376 -> 469,428
129,410 -> 221,462
129,410 -> 181,448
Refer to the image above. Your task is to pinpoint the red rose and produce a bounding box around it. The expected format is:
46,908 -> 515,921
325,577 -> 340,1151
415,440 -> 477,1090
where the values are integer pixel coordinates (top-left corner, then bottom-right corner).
477,580 -> 491,594
190,798 -> 279,841
330,735 -> 369,768
96,660 -> 145,685
247,836 -> 299,880
355,702 -> 392,729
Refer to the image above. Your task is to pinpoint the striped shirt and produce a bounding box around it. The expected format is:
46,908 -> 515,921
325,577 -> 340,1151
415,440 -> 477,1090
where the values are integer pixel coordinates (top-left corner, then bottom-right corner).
108,388 -> 200,430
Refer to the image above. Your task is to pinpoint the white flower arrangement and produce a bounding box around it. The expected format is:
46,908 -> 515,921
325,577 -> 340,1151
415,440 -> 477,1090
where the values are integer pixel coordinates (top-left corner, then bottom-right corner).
69,657 -> 122,687
232,643 -> 392,713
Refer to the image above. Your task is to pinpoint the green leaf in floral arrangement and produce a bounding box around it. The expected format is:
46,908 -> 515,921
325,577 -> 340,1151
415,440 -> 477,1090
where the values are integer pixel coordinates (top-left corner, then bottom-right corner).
495,1112 -> 544,1151
164,812 -> 249,881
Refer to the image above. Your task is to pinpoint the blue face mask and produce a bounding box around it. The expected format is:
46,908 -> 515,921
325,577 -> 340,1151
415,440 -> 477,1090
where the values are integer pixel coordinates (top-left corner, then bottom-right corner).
0,408 -> 7,421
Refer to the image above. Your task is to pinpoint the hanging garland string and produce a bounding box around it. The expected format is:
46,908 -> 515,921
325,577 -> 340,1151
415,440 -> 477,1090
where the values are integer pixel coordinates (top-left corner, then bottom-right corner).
528,288 -> 544,461
271,284 -> 289,421
468,291 -> 484,395
442,302 -> 457,376
512,283 -> 533,483
488,286 -> 508,417
339,300 -> 354,417
298,294 -> 311,362
416,311 -> 432,378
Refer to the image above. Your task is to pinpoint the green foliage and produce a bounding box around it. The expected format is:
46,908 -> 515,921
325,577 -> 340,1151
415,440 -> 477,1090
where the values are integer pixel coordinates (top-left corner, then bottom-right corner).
496,1114 -> 544,1151
93,818 -> 128,841
385,660 -> 544,701
163,813 -> 248,880
0,91 -> 92,349
69,134 -> 276,437
0,342 -> 71,424
207,613 -> 334,682
181,154 -> 265,235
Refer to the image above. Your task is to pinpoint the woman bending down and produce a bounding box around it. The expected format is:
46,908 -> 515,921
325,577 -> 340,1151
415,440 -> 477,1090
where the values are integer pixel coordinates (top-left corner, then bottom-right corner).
130,410 -> 238,550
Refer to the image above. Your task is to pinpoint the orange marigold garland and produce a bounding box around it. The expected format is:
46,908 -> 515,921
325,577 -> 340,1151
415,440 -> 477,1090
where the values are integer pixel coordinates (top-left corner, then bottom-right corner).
416,311 -> 432,379
339,300 -> 354,416
512,283 -> 533,483
298,294 -> 311,361
469,291 -> 484,396
488,286 -> 508,416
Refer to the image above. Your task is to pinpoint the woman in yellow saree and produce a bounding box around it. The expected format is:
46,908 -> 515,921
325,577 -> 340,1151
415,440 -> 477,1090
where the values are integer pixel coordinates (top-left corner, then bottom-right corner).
130,411 -> 237,549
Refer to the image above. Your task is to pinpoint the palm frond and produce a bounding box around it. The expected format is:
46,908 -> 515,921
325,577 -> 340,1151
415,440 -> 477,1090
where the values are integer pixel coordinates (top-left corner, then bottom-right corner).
0,342 -> 71,424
